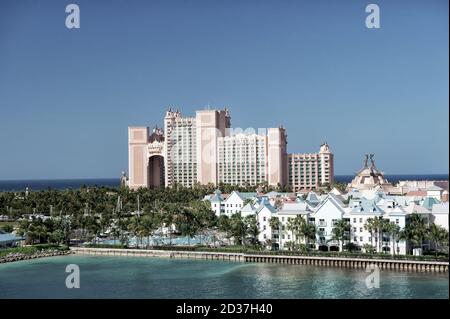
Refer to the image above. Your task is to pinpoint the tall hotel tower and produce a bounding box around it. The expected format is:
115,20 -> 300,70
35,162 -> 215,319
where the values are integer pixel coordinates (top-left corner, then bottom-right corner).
128,108 -> 331,191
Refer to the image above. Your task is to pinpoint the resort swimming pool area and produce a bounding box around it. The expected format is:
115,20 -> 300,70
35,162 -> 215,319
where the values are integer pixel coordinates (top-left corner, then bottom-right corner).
99,234 -> 217,246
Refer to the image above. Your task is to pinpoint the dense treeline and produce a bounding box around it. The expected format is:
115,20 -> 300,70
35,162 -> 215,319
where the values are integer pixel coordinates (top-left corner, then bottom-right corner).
0,182 -> 294,218
0,183 -> 286,248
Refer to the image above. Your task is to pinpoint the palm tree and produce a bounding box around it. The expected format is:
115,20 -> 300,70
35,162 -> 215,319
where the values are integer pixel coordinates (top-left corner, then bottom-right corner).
229,214 -> 246,246
128,215 -> 145,247
379,218 -> 391,254
331,219 -> 350,252
286,216 -> 305,248
386,222 -> 401,256
301,223 -> 317,251
427,223 -> 449,260
364,218 -> 376,252
269,217 -> 280,249
244,215 -> 259,246
217,215 -> 232,245
403,213 -> 428,254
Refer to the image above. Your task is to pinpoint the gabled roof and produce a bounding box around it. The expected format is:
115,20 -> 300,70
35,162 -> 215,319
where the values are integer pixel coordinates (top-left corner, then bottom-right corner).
432,202 -> 449,214
239,192 -> 258,200
427,185 -> 443,191
256,197 -> 276,214
348,200 -> 383,216
265,191 -> 280,197
306,192 -> 320,205
225,190 -> 245,202
330,187 -> 343,195
210,189 -> 224,202
385,206 -> 407,216
327,193 -> 346,208
405,204 -> 431,215
422,197 -> 441,210
241,203 -> 256,214
312,193 -> 347,216
278,201 -> 310,215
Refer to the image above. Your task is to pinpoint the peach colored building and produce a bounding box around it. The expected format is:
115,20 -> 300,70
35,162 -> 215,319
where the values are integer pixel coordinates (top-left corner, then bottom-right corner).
128,108 -> 333,190
288,143 -> 334,192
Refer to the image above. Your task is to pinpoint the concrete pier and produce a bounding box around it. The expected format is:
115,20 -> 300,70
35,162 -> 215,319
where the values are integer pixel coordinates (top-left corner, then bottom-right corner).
70,247 -> 449,273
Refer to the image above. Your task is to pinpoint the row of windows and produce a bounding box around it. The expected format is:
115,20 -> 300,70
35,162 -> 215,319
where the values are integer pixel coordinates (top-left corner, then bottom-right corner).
351,217 -> 400,225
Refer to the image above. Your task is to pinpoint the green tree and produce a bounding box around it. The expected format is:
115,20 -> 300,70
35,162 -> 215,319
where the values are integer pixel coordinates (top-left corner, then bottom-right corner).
427,223 -> 449,260
1,224 -> 13,233
229,214 -> 246,245
244,215 -> 259,246
286,216 -> 306,248
301,223 -> 317,251
331,219 -> 350,252
364,218 -> 376,252
385,222 -> 401,256
217,215 -> 232,245
403,213 -> 428,254
269,216 -> 280,249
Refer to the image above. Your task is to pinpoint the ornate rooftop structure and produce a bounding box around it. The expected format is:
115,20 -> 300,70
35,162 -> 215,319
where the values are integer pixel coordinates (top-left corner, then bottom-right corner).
348,154 -> 392,191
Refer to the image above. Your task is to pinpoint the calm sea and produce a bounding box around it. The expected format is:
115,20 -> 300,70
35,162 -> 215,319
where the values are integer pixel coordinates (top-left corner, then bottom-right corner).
0,175 -> 448,192
0,255 -> 447,298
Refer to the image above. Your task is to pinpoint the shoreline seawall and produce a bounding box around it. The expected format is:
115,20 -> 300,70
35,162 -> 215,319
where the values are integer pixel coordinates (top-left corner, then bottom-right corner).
70,247 -> 449,273
0,250 -> 73,264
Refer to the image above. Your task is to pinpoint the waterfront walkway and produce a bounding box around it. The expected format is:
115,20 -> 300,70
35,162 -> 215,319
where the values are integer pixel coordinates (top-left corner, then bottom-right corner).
70,247 -> 449,273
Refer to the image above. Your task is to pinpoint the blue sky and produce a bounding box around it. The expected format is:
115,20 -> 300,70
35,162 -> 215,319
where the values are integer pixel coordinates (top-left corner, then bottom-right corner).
0,0 -> 448,179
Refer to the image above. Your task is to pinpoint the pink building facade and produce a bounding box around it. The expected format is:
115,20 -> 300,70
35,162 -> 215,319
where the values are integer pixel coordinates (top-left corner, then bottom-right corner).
128,108 -> 333,191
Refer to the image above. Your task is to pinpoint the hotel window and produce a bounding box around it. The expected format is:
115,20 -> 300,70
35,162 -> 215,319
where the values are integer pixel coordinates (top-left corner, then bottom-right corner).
353,227 -> 357,232
354,237 -> 357,241
359,218 -> 363,223
396,219 -> 399,224
360,237 -> 363,241
288,235 -> 291,240
353,218 -> 356,223
263,225 -> 266,231
282,235 -> 285,239
360,228 -> 363,232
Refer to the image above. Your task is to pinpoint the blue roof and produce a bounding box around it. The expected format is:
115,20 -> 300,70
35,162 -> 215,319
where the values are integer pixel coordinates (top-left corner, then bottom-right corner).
239,192 -> 258,199
0,231 -> 23,243
210,189 -> 223,202
348,198 -> 383,215
256,197 -> 276,214
422,197 -> 440,210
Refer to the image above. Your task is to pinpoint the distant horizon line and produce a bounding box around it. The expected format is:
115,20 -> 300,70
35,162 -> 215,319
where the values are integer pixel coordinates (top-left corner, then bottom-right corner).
0,173 -> 449,182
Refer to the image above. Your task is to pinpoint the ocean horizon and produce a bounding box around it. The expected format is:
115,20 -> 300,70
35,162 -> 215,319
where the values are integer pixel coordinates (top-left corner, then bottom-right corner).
0,174 -> 448,192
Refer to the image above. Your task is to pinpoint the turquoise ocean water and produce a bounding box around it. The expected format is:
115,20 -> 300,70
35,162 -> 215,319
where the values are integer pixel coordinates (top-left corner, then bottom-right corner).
0,255 -> 447,299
